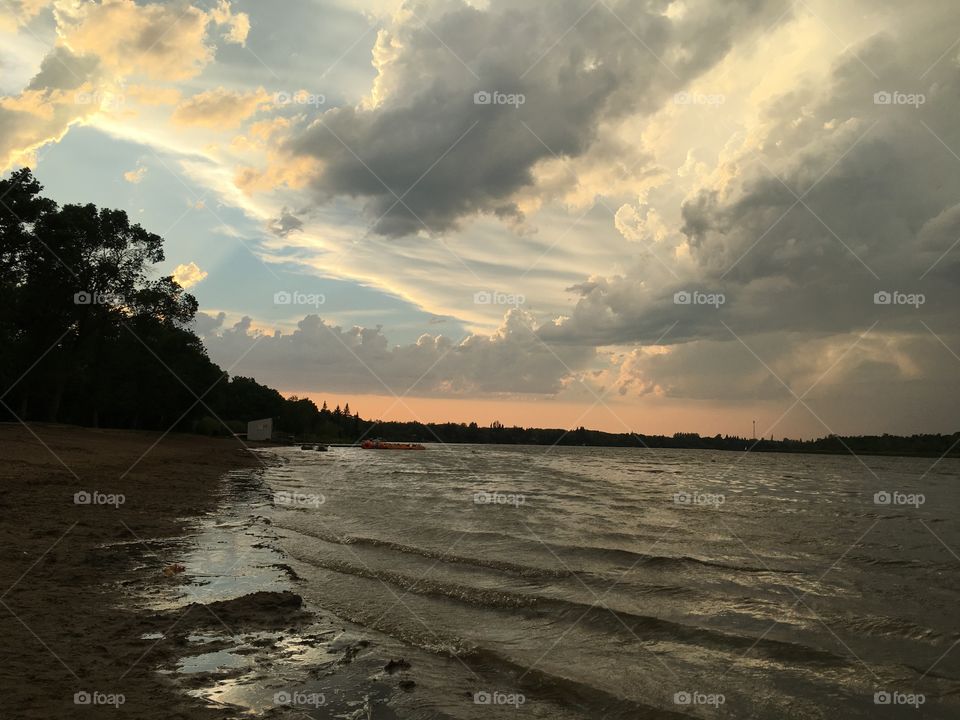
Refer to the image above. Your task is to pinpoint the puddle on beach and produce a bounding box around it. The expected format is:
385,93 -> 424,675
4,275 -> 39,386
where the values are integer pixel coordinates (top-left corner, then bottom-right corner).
178,649 -> 248,674
117,465 -> 408,719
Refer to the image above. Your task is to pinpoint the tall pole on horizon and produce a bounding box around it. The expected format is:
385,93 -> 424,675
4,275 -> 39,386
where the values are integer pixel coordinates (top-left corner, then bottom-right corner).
753,419 -> 756,439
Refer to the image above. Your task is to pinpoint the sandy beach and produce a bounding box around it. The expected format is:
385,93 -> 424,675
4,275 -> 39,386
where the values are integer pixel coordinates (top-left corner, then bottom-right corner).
0,423 -> 273,719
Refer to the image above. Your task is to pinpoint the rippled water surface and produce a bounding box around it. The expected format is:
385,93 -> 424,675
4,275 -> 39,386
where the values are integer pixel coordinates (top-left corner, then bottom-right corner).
199,445 -> 960,718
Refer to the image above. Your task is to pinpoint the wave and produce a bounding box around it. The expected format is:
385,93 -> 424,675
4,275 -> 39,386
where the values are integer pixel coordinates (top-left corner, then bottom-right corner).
275,520 -> 803,579
833,614 -> 953,643
276,523 -> 575,579
461,647 -> 691,719
514,535 -> 805,575
288,549 -> 846,667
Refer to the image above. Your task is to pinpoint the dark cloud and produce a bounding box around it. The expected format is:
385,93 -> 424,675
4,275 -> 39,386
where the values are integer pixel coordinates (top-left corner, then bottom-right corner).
544,2 -> 960,351
284,0 -> 792,236
269,207 -> 305,236
529,2 -> 960,424
26,47 -> 101,91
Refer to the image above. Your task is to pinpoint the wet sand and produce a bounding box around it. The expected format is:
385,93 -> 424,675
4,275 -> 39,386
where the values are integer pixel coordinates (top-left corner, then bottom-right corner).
0,423 -> 271,719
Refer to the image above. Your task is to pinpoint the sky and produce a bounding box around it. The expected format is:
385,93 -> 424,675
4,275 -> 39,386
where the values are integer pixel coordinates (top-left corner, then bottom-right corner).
2,0 -> 959,438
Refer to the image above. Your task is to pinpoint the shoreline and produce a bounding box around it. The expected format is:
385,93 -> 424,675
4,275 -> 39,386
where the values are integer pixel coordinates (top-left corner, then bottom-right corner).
0,423 -> 267,718
4,423 -> 956,719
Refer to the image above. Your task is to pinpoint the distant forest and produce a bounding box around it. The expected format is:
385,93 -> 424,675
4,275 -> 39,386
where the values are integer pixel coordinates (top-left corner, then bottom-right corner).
2,169 -> 957,458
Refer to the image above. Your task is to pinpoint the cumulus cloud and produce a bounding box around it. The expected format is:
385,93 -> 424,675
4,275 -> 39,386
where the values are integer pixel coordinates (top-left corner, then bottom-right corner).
123,164 -> 147,183
0,0 -> 50,31
197,309 -> 594,396
1,0 -> 250,171
274,0 -> 791,236
171,87 -> 271,129
610,330 -> 960,434
210,0 -> 250,46
125,84 -> 182,106
55,0 -> 213,81
540,0 -> 960,416
172,261 -> 208,288
48,0 -> 249,80
0,42 -> 107,169
25,45 -> 100,92
0,86 -> 99,169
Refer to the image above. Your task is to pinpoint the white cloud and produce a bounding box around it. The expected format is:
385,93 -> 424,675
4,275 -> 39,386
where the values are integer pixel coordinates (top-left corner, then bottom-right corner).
123,164 -> 146,183
172,261 -> 208,288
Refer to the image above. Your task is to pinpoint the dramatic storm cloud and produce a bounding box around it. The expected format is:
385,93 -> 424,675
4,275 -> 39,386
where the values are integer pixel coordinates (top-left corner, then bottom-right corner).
279,0 -> 792,236
531,0 -> 960,419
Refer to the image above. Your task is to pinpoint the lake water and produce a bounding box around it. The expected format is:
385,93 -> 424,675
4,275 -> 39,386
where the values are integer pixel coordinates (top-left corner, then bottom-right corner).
171,445 -> 960,718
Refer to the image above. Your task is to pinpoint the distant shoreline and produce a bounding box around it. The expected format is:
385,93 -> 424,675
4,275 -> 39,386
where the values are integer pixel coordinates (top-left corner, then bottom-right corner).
283,437 -> 960,460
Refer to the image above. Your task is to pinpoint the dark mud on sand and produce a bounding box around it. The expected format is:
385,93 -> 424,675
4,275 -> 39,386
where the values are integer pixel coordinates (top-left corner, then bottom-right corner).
0,424 -> 261,719
130,464 -> 420,719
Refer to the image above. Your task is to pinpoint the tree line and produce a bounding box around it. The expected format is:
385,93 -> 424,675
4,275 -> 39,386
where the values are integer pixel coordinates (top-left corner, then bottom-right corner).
2,169 -> 956,456
366,423 -> 960,457
0,168 -> 361,439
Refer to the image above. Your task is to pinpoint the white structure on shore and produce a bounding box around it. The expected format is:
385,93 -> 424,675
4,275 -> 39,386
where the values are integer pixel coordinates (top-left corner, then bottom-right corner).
247,418 -> 273,441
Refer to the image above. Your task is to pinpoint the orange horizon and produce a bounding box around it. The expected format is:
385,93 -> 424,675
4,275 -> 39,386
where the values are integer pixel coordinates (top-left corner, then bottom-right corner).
283,391 -> 815,440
